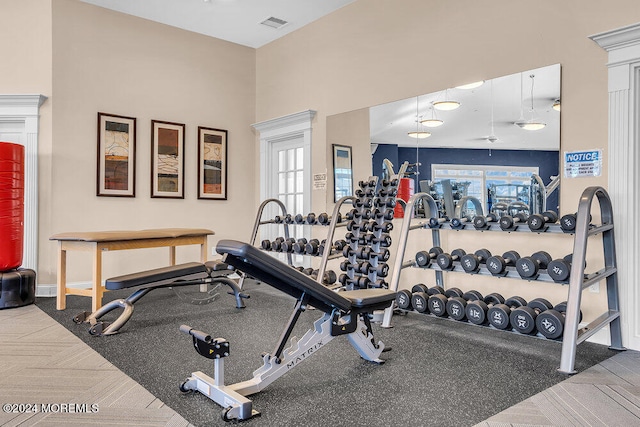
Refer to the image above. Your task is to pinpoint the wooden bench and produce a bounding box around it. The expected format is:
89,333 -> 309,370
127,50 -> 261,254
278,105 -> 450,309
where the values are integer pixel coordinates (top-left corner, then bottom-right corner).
50,228 -> 214,312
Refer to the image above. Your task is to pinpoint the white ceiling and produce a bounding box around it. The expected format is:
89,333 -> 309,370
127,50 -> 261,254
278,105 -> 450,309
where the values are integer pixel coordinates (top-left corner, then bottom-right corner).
79,0 -> 356,48
370,64 -> 561,151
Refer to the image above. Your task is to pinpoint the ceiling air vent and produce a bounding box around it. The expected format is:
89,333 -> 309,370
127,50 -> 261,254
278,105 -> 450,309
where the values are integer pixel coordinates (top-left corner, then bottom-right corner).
260,16 -> 289,29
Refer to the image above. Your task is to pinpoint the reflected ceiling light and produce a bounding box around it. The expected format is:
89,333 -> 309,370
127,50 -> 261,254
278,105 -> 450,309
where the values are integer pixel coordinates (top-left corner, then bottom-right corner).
433,89 -> 461,111
407,130 -> 431,138
432,100 -> 460,111
552,99 -> 561,111
421,106 -> 444,127
455,81 -> 484,90
515,74 -> 546,131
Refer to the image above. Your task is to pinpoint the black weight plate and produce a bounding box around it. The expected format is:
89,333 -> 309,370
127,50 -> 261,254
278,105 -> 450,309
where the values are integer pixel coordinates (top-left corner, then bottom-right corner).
446,297 -> 467,320
411,283 -> 429,294
536,310 -> 564,339
503,250 -> 520,263
528,298 -> 553,312
531,251 -> 552,268
427,286 -> 445,295
396,289 -> 412,309
473,216 -> 487,229
465,300 -> 488,325
560,214 -> 577,231
411,292 -> 429,313
505,296 -> 527,308
475,249 -> 492,261
554,301 -> 583,322
463,290 -> 483,301
430,246 -> 444,256
461,254 -> 479,273
436,253 -> 453,270
486,256 -> 506,275
547,259 -> 570,282
488,304 -> 511,329
499,216 -> 514,230
427,294 -> 448,316
444,287 -> 463,298
415,251 -> 431,267
484,293 -> 505,305
516,257 -> 538,278
510,306 -> 537,334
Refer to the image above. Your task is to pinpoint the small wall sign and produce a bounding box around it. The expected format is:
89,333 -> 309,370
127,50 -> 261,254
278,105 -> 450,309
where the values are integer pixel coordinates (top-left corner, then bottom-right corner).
564,149 -> 602,178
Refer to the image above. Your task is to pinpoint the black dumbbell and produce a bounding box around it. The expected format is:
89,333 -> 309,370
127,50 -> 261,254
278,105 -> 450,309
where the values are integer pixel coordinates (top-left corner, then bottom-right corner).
499,213 -> 528,231
369,233 -> 392,247
373,208 -> 394,221
274,215 -> 285,224
547,254 -> 577,283
427,287 -> 464,317
435,249 -> 466,270
460,249 -> 492,273
305,213 -> 317,224
261,239 -> 272,250
292,238 -> 309,254
509,298 -> 553,334
294,214 -> 305,224
303,239 -> 321,255
515,251 -> 552,279
369,248 -> 391,262
473,213 -> 498,230
345,209 -> 361,220
486,251 -> 520,276
410,284 -> 445,313
450,216 -> 470,230
527,210 -> 559,231
415,247 -> 444,267
487,296 -> 528,330
559,213 -> 577,232
536,301 -> 583,339
428,217 -> 448,228
369,221 -> 393,233
465,293 -> 505,325
310,269 -> 337,285
348,276 -> 371,289
283,214 -> 294,224
396,289 -> 413,310
270,237 -> 286,252
280,238 -> 298,253
446,290 -> 483,321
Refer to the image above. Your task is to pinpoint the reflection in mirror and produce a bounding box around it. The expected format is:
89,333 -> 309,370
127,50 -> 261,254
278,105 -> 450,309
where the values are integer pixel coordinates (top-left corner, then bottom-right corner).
369,64 -> 560,217
332,144 -> 353,202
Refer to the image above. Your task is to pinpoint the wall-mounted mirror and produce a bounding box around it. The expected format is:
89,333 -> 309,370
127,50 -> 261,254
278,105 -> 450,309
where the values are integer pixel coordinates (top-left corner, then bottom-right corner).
328,63 -> 561,216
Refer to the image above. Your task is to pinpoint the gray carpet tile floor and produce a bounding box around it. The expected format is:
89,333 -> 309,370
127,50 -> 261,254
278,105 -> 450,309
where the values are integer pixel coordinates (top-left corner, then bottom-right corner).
3,295 -> 640,426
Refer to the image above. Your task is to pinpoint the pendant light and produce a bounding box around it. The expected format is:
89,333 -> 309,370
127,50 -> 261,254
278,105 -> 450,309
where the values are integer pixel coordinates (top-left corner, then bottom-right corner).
433,88 -> 461,111
515,74 -> 546,131
552,99 -> 561,111
408,96 -> 431,139
420,106 -> 444,128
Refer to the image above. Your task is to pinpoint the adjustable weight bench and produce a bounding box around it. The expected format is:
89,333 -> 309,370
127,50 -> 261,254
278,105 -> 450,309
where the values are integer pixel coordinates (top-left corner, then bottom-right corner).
180,239 -> 396,422
74,259 -> 247,336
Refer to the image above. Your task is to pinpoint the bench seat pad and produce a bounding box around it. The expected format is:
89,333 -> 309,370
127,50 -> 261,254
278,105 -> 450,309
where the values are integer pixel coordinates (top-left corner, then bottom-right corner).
216,239 -> 396,313
105,262 -> 208,290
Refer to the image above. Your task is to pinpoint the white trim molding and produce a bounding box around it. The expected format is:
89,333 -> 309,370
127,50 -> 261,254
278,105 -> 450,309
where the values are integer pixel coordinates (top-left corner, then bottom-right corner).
590,23 -> 640,350
0,94 -> 47,271
252,110 -> 316,211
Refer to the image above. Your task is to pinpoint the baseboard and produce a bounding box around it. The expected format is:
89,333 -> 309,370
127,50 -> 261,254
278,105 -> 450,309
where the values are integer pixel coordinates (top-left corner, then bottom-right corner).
36,281 -> 92,298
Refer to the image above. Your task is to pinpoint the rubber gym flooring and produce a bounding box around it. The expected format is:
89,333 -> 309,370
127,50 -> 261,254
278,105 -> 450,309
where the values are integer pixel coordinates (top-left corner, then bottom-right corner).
19,281 -> 636,426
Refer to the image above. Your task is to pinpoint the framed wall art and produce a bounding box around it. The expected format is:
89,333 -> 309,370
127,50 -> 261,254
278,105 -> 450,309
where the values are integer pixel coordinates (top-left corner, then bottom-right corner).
97,112 -> 136,197
151,120 -> 185,198
197,126 -> 228,200
332,144 -> 353,202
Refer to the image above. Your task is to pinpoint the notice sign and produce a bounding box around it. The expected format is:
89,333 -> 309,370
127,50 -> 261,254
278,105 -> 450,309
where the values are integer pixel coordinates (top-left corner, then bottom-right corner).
564,149 -> 602,178
313,173 -> 327,190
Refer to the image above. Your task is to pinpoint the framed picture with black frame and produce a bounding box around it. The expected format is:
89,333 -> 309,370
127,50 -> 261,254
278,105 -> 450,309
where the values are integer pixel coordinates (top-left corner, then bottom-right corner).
151,120 -> 185,198
197,126 -> 228,200
97,112 -> 136,197
332,144 -> 353,202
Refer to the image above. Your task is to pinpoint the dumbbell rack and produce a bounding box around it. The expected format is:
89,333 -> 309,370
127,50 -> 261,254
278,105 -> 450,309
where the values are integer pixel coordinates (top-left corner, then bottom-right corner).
253,198 -> 348,284
383,186 -> 623,374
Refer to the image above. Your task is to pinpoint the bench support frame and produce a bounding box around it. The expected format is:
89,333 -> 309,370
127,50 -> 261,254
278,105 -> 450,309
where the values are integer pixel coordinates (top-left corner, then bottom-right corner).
181,304 -> 386,422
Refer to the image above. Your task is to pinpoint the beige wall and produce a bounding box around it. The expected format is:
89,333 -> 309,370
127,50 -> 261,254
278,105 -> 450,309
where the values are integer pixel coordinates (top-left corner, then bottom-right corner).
39,0 -> 256,283
0,0 -> 54,276
256,0 -> 639,328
